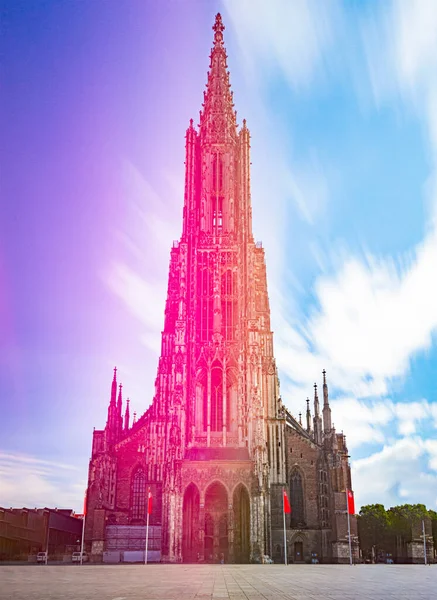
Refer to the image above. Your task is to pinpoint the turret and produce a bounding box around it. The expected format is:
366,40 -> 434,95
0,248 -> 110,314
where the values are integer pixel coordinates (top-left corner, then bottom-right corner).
124,398 -> 130,431
117,383 -> 123,436
313,383 -> 323,445
322,369 -> 332,433
105,367 -> 118,447
306,398 -> 311,433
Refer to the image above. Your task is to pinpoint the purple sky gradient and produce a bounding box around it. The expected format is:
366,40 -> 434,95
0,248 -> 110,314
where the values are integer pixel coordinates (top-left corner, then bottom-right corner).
2,1 -> 437,512
0,0 -> 221,475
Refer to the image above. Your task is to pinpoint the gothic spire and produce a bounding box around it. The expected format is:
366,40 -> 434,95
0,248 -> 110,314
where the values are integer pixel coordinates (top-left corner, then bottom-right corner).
322,369 -> 332,433
124,398 -> 130,431
313,383 -> 322,445
306,398 -> 311,433
314,383 -> 320,417
111,366 -> 117,405
199,13 -> 237,144
106,367 -> 118,446
117,383 -> 123,434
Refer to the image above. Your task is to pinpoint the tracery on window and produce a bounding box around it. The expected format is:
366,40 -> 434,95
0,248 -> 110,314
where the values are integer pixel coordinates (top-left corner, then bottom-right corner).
210,363 -> 223,431
130,467 -> 146,522
221,270 -> 237,340
290,469 -> 305,527
197,253 -> 214,341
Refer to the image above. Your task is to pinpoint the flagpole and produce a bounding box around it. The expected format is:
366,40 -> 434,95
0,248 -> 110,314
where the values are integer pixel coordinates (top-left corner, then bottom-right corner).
145,487 -> 150,565
345,488 -> 352,566
80,513 -> 86,566
283,487 -> 287,566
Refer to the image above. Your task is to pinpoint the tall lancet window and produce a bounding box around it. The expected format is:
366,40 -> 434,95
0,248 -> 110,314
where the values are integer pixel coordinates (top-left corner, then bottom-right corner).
210,364 -> 223,431
213,197 -> 223,230
290,470 -> 305,527
130,467 -> 147,523
212,153 -> 223,192
212,154 -> 224,231
221,270 -> 237,340
197,253 -> 213,341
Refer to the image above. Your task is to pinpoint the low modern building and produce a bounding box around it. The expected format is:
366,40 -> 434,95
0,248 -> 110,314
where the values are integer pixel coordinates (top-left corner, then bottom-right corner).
0,507 -> 83,561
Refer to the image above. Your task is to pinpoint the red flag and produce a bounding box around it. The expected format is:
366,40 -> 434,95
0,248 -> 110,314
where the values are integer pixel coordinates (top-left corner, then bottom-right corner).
283,489 -> 291,514
83,491 -> 87,517
347,489 -> 355,515
147,489 -> 152,515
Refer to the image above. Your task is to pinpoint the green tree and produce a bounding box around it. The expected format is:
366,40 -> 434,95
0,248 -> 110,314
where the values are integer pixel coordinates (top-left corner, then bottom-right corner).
388,504 -> 429,542
357,504 -> 390,559
428,509 -> 437,549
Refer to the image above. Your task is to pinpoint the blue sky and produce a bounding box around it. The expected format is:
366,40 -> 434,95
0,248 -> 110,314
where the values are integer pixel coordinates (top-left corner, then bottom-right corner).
1,0 -> 436,512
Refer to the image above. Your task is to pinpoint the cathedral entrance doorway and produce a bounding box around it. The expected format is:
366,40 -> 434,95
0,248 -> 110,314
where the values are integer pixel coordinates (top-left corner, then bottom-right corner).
294,541 -> 303,562
182,483 -> 200,562
233,484 -> 250,563
204,482 -> 228,563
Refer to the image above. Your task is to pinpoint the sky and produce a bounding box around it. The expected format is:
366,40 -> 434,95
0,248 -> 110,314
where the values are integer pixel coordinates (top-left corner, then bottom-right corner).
0,0 -> 436,513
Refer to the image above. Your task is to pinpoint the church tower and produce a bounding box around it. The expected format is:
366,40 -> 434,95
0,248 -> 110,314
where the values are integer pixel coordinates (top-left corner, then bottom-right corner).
152,13 -> 284,562
85,13 -> 357,565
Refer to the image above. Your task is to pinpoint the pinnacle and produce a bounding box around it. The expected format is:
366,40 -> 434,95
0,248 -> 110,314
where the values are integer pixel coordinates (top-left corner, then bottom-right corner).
199,13 -> 237,143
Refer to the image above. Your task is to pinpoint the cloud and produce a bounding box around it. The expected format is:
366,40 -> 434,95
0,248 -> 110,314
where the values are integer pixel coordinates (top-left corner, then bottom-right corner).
274,234 -> 437,405
363,0 -> 437,226
222,0 -> 335,229
105,161 -> 181,354
352,437 -> 437,509
221,2 -> 435,408
223,0 -> 337,90
0,452 -> 84,511
269,2 -> 437,407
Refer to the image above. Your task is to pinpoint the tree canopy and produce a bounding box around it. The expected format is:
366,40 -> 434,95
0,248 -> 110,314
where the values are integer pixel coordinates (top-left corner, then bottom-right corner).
357,503 -> 435,557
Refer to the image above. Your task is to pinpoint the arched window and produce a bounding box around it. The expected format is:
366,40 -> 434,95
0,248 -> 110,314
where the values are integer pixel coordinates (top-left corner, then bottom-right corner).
130,468 -> 146,522
210,365 -> 223,431
221,270 -> 237,340
197,253 -> 213,341
290,470 -> 305,527
211,153 -> 223,192
212,155 -> 217,189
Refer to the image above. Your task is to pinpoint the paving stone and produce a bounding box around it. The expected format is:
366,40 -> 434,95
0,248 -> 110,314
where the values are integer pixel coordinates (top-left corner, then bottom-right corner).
0,564 -> 435,600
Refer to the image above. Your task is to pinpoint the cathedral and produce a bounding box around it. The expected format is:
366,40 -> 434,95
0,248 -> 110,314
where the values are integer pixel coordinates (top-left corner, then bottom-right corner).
85,13 -> 358,564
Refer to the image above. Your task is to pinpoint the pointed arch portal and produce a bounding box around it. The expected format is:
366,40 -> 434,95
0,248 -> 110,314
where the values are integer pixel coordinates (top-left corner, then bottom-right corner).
233,484 -> 250,563
182,483 -> 200,562
204,481 -> 228,562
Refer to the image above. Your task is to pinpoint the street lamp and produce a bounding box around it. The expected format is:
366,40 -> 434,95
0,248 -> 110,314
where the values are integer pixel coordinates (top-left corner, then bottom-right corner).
420,520 -> 432,566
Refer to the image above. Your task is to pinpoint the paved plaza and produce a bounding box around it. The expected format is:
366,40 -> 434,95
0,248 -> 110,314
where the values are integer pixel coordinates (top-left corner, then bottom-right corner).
0,564 -> 435,600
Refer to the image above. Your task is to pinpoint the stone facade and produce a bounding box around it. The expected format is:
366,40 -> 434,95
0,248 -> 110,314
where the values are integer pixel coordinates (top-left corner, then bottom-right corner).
85,13 -> 358,564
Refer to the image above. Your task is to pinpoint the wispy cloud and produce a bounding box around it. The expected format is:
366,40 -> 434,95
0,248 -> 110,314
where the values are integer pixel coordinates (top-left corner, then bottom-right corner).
0,452 -> 84,510
105,160 -> 181,354
223,0 -> 337,90
276,234 -> 437,405
353,436 -> 437,509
